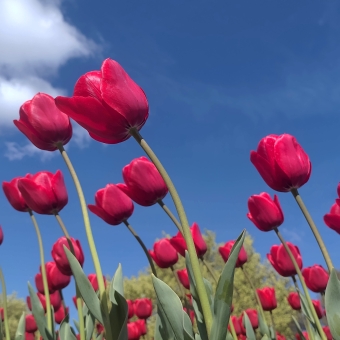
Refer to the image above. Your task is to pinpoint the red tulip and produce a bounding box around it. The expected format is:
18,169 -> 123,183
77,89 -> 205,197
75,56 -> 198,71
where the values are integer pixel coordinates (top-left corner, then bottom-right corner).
45,262 -> 71,291
323,326 -> 332,340
247,193 -> 284,232
256,287 -> 277,311
324,202 -> 340,234
25,314 -> 38,333
302,265 -> 329,293
18,171 -> 68,214
295,332 -> 309,340
267,242 -> 303,277
55,58 -> 149,144
72,296 -> 77,308
287,292 -> 301,310
134,298 -> 152,319
117,157 -> 168,206
26,297 -> 32,311
127,322 -> 141,340
149,239 -> 178,268
88,274 -> 107,292
228,316 -> 241,335
177,269 -> 190,289
35,272 -> 54,294
127,300 -> 135,319
88,184 -> 134,225
183,308 -> 195,324
0,226 -> 3,245
238,335 -> 247,340
54,306 -> 69,324
239,309 -> 258,334
25,333 -> 35,340
96,323 -> 104,334
250,134 -> 311,192
134,319 -> 147,335
170,223 -> 207,258
52,237 -> 85,276
37,290 -> 62,311
276,333 -> 286,340
2,177 -> 30,212
14,93 -> 72,151
312,300 -> 324,319
219,241 -> 248,267
0,308 -> 3,321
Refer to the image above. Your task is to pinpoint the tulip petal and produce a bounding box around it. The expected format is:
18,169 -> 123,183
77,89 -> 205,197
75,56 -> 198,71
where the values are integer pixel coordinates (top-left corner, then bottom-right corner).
73,71 -> 102,98
324,214 -> 340,234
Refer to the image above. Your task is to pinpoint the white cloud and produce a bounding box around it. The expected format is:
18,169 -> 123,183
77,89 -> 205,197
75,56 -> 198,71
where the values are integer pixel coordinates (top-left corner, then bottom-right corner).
4,142 -> 55,161
71,124 -> 91,149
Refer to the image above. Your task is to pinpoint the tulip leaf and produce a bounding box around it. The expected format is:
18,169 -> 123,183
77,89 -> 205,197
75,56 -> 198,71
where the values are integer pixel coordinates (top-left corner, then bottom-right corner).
292,316 -> 306,340
28,282 -> 53,340
85,310 -> 95,340
60,314 -> 77,340
63,247 -> 103,325
325,268 -> 340,340
154,304 -> 175,340
73,320 -> 80,333
261,335 -> 270,340
182,310 -> 194,340
258,309 -> 270,337
203,278 -> 214,311
96,334 -> 103,340
226,332 -> 233,340
110,264 -> 124,299
210,230 -> 246,340
244,312 -> 256,340
195,335 -> 202,340
152,275 -> 186,340
14,312 -> 25,340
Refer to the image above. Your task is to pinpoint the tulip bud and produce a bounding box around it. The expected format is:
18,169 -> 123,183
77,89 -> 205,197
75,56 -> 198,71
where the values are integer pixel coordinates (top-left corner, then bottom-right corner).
35,272 -> 54,294
250,134 -> 311,192
287,292 -> 301,310
312,299 -> 324,319
134,319 -> 147,335
127,322 -> 141,340
228,316 -> 241,335
177,269 -> 190,290
88,274 -> 107,292
302,265 -> 329,293
25,314 -> 38,333
323,326 -> 332,340
127,300 -> 135,319
256,287 -> 277,311
25,333 -> 35,340
96,323 -> 104,334
276,333 -> 286,340
26,297 -> 32,311
37,290 -> 62,311
219,240 -> 248,267
134,298 -> 152,319
239,309 -> 258,334
45,261 -> 71,291
324,202 -> 340,234
149,239 -> 178,268
2,177 -> 30,212
55,306 -> 69,324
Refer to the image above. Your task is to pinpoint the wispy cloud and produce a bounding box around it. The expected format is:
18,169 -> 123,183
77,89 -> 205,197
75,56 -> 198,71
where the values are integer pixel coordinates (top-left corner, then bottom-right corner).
281,227 -> 304,243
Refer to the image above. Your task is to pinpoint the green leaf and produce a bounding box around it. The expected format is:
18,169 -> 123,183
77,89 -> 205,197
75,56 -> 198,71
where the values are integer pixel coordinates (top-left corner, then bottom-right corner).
182,310 -> 194,340
244,312 -> 256,340
298,291 -> 314,326
258,309 -> 270,337
63,247 -> 103,324
85,311 -> 95,340
292,316 -> 306,340
226,332 -> 233,340
325,268 -> 340,340
96,334 -> 103,340
73,320 -> 80,333
60,314 -> 77,340
110,264 -> 124,299
210,230 -> 246,340
152,275 -> 186,340
261,335 -> 270,340
14,312 -> 25,340
154,305 -> 175,340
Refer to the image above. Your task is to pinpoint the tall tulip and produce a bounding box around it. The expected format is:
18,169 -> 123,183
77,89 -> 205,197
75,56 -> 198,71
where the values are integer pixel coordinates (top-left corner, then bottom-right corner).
55,58 -> 149,144
267,242 -> 303,277
117,156 -> 168,206
88,184 -> 134,225
250,134 -> 311,192
302,265 -> 329,293
324,202 -> 340,234
149,239 -> 178,268
287,292 -> 301,310
2,177 -> 30,212
256,287 -> 277,311
247,192 -> 284,231
14,93 -> 72,151
134,298 -> 152,319
219,240 -> 248,267
177,269 -> 190,289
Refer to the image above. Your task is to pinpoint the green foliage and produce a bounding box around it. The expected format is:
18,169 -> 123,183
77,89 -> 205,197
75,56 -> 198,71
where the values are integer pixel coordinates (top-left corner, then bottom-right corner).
122,230 -> 299,339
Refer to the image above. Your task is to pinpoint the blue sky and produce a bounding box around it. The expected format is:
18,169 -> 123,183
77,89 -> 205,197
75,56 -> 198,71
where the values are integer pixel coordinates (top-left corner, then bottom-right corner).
0,0 -> 340,317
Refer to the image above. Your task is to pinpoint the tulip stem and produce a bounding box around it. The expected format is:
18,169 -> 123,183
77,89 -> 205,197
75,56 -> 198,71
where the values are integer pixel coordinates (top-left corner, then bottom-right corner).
0,268 -> 10,340
130,128 -> 213,337
57,145 -> 105,299
123,220 -> 157,277
54,214 -> 85,340
291,189 -> 333,271
170,266 -> 191,314
269,311 -> 276,340
157,200 -> 183,233
28,210 -> 52,333
274,228 -> 326,340
201,258 -> 218,284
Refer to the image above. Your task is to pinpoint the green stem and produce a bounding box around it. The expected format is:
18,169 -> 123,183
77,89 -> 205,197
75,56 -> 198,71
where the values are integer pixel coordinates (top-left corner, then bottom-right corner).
291,189 -> 333,271
28,211 -> 52,333
130,128 -> 213,337
274,228 -> 326,340
0,268 -> 10,340
201,258 -> 218,284
269,311 -> 276,340
157,200 -> 183,233
54,214 -> 85,340
123,220 -> 157,277
57,144 -> 105,299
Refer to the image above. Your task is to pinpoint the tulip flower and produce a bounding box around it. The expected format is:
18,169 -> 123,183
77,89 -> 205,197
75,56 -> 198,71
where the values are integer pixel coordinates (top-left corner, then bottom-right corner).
149,239 -> 178,268
256,287 -> 277,311
25,314 -> 38,333
55,58 -> 149,144
0,226 -> 3,245
183,308 -> 195,324
0,308 -> 3,321
219,240 -> 248,267
2,177 -> 30,212
14,93 -> 72,151
228,315 -> 241,335
276,333 -> 286,340
18,171 -> 68,215
96,324 -> 104,335
117,156 -> 168,206
37,290 -> 62,311
88,274 -> 107,292
134,319 -> 147,335
177,269 -> 190,289
250,134 -> 311,192
302,264 -> 329,293
170,222 -> 207,258
247,192 -> 284,231
55,306 -> 69,324
312,299 -> 324,319
52,237 -> 85,276
324,202 -> 340,234
287,292 -> 301,310
238,335 -> 247,340
127,300 -> 135,319
296,332 -> 309,340
134,298 -> 152,319
25,333 -> 35,340
45,261 -> 71,291
35,272 -> 54,294
239,309 -> 258,334
88,184 -> 134,225
26,297 -> 32,311
323,326 -> 332,340
267,242 -> 303,277
127,322 -> 141,340
72,296 -> 77,309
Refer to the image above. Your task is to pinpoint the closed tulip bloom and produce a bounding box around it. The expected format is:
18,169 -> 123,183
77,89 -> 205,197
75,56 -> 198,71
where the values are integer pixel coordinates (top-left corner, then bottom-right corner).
219,241 -> 248,267
247,193 -> 284,232
88,274 -> 107,292
183,308 -> 195,324
96,323 -> 104,335
177,269 -> 190,289
149,239 -> 178,268
134,319 -> 147,335
25,333 -> 35,340
134,298 -> 152,319
26,297 -> 32,311
127,300 -> 135,319
324,202 -> 340,234
127,322 -> 141,340
323,326 -> 332,340
276,333 -> 286,340
52,237 -> 85,276
267,242 -> 303,277
14,93 -> 72,151
37,290 -> 62,311
55,58 -> 149,144
0,226 -> 3,245
25,314 -> 38,333
302,265 -> 329,293
256,287 -> 277,311
296,332 -> 309,340
117,157 -> 168,206
2,177 -> 30,212
250,134 -> 311,192
54,305 -> 69,324
228,316 -> 241,335
287,292 -> 301,310
312,300 -> 324,319
18,171 -> 68,215
45,261 -> 71,291
88,184 -> 134,225
35,272 -> 54,294
170,223 -> 207,258
239,309 -> 258,334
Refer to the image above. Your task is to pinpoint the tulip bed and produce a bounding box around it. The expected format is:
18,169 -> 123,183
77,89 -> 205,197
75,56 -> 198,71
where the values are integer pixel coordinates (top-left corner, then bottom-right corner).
1,58 -> 340,340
